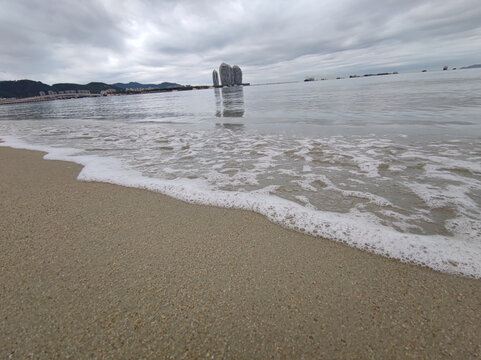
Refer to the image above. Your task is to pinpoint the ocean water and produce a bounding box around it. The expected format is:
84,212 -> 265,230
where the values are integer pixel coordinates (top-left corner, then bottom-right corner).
1,70 -> 481,278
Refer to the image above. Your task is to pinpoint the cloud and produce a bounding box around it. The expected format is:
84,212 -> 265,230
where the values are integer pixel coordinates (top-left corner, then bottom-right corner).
0,0 -> 480,84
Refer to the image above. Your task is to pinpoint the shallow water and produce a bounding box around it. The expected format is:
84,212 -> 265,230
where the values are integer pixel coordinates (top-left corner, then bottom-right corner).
1,70 -> 481,277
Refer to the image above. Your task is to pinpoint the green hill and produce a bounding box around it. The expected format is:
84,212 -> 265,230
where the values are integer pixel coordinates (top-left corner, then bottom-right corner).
0,80 -> 51,98
0,79 -> 186,99
0,80 -> 122,98
51,82 -> 121,94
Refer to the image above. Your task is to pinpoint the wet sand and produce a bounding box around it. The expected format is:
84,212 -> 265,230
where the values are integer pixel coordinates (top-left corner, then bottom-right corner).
1,146 -> 480,359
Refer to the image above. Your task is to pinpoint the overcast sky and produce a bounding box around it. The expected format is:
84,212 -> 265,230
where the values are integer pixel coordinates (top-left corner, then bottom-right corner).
1,0 -> 480,85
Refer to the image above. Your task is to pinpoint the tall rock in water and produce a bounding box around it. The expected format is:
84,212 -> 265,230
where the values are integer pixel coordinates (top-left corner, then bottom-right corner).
212,69 -> 219,86
219,63 -> 234,86
233,65 -> 242,85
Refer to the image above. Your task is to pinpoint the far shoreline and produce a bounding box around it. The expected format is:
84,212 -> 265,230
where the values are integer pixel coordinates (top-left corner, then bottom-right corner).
0,83 -> 252,106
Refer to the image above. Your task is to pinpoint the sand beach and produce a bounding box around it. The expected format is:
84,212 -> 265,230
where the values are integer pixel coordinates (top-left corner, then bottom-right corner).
1,146 -> 480,359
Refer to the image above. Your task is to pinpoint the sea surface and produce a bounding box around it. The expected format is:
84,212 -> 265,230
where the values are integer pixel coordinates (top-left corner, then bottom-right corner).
1,70 -> 481,278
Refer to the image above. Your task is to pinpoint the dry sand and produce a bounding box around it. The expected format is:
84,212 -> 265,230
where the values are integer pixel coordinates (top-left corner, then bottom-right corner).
1,146 -> 480,359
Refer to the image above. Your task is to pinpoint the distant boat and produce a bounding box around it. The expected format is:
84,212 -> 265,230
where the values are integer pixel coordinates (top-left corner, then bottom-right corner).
304,77 -> 315,82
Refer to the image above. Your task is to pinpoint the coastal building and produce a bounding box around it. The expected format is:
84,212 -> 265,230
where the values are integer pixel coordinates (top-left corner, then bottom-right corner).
233,65 -> 242,85
218,63 -> 243,86
219,63 -> 234,86
100,89 -> 117,96
213,70 -> 219,87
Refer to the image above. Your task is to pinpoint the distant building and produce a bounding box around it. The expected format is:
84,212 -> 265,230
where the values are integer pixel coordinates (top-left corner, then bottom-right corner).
100,89 -> 117,96
232,65 -> 242,85
48,90 -> 56,96
218,63 -> 243,86
39,91 -> 46,96
219,63 -> 233,86
213,70 -> 220,87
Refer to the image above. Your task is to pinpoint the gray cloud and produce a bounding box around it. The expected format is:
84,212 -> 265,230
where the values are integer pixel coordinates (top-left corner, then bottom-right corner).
1,0 -> 480,85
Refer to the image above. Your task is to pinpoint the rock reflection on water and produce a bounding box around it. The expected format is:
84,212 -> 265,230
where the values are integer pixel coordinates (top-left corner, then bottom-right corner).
215,123 -> 245,131
214,86 -> 245,118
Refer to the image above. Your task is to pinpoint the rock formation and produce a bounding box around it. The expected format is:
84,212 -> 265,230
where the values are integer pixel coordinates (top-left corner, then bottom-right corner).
212,70 -> 219,87
233,65 -> 242,85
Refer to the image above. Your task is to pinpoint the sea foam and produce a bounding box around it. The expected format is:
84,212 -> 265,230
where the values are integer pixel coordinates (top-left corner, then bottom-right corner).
2,135 -> 481,278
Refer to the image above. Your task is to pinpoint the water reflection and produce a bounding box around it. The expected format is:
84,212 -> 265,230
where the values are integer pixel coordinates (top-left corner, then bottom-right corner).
215,123 -> 245,131
214,86 -> 245,118
214,88 -> 222,117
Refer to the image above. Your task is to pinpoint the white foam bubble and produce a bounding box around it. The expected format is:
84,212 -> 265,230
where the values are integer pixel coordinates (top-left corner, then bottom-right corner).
445,217 -> 481,242
292,179 -> 317,192
406,181 -> 479,213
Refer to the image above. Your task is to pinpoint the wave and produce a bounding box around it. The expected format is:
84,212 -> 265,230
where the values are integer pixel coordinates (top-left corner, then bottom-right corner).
2,135 -> 480,278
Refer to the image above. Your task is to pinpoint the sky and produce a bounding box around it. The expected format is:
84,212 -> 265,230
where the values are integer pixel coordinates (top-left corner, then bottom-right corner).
1,0 -> 481,85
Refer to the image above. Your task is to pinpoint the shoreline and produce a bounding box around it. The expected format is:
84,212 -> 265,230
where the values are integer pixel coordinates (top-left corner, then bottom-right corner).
0,93 -> 101,106
2,137 -> 478,279
1,146 -> 480,358
0,84 -> 251,106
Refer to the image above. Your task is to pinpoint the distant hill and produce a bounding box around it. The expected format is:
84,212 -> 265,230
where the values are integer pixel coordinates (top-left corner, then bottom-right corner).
113,82 -> 181,90
461,64 -> 481,69
0,79 -> 121,98
0,80 -> 186,99
51,82 -> 121,94
0,80 -> 51,98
